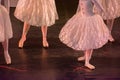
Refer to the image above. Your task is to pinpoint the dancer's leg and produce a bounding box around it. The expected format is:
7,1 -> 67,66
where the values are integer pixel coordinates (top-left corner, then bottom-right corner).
18,22 -> 30,48
41,26 -> 49,47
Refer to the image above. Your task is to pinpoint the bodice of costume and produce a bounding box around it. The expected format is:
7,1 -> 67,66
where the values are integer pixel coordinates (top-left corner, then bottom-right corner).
79,0 -> 94,16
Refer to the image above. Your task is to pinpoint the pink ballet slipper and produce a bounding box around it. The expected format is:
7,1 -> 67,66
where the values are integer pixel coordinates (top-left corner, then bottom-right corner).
85,63 -> 95,70
43,40 -> 49,48
18,37 -> 26,48
4,51 -> 11,64
78,56 -> 85,61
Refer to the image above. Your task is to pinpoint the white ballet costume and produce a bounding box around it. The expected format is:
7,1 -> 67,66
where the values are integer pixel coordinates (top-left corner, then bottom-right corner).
98,0 -> 120,20
0,0 -> 13,64
14,0 -> 59,27
0,0 -> 13,42
59,0 -> 110,50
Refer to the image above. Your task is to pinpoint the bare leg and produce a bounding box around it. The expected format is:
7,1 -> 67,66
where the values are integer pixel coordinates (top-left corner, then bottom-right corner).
41,26 -> 49,47
18,22 -> 30,48
78,50 -> 93,61
89,49 -> 93,60
106,19 -> 115,42
84,49 -> 95,69
106,19 -> 114,32
2,39 -> 11,64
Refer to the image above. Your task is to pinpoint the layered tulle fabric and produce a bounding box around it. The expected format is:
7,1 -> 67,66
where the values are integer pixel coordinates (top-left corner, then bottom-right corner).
14,0 -> 59,27
59,13 -> 110,50
99,0 -> 120,20
59,0 -> 110,50
0,5 -> 13,42
0,0 -> 10,12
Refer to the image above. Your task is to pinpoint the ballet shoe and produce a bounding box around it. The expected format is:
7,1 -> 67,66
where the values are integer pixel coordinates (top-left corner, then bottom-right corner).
85,64 -> 95,70
43,40 -> 49,48
77,56 -> 85,61
18,38 -> 26,48
109,35 -> 115,42
4,51 -> 11,64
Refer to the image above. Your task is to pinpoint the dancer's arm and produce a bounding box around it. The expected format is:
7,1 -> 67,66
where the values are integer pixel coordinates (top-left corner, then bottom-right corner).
92,0 -> 104,13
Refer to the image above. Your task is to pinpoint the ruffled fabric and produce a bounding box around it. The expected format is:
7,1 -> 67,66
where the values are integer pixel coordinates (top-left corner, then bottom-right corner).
99,0 -> 120,19
59,0 -> 110,50
0,5 -> 13,42
14,0 -> 58,27
59,12 -> 109,50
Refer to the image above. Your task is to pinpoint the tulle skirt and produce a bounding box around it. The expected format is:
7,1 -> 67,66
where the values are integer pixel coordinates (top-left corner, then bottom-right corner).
100,0 -> 120,20
59,13 -> 110,50
0,5 -> 13,42
14,0 -> 59,27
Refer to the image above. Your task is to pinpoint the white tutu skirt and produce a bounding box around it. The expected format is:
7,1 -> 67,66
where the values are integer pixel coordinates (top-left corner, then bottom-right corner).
59,13 -> 110,50
0,5 -> 13,42
100,0 -> 120,20
14,0 -> 58,27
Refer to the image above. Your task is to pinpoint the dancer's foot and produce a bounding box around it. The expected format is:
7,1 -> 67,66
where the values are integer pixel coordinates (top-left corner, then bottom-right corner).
4,51 -> 11,64
18,37 -> 26,48
78,56 -> 85,61
85,63 -> 95,70
109,35 -> 114,42
43,40 -> 49,48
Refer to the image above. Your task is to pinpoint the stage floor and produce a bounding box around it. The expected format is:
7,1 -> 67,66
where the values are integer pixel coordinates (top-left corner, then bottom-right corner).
0,38 -> 120,80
